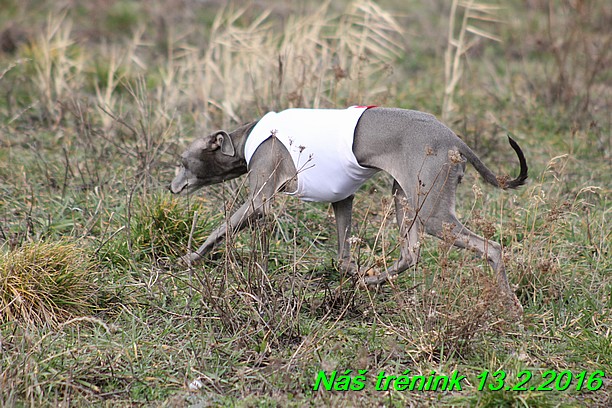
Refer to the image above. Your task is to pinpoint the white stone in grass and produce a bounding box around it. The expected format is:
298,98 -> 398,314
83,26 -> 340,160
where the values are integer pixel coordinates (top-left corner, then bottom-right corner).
188,378 -> 203,391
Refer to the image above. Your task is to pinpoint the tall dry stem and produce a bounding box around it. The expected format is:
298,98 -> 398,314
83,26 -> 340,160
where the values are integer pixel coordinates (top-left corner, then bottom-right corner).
27,12 -> 84,123
167,0 -> 402,130
94,28 -> 144,128
443,0 -> 501,121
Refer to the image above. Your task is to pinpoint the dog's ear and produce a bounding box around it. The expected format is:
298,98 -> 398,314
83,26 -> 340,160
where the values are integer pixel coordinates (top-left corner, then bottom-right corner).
212,131 -> 235,156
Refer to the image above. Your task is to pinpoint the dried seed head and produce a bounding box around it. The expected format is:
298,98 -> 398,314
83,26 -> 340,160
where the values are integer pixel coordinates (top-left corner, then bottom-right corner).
348,236 -> 363,246
496,174 -> 510,188
448,149 -> 464,164
333,65 -> 348,80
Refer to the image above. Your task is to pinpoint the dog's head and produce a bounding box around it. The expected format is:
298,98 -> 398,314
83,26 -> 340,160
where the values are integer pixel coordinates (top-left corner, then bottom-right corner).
170,130 -> 245,196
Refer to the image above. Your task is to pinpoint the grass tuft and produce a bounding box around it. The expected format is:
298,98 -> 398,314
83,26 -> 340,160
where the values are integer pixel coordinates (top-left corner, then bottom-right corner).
97,193 -> 213,267
0,241 -> 97,326
0,0 -> 609,406
130,193 -> 211,261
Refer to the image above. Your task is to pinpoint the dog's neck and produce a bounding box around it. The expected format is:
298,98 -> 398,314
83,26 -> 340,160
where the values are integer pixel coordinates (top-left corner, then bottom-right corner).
216,121 -> 258,181
231,121 -> 258,161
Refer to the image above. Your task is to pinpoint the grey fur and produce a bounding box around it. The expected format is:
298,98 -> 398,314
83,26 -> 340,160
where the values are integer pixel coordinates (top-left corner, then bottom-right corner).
170,107 -> 528,318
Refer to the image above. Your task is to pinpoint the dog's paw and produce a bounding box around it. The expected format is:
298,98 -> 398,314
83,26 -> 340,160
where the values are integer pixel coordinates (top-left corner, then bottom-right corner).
338,259 -> 358,276
508,294 -> 524,322
178,252 -> 202,266
357,267 -> 401,288
358,268 -> 386,287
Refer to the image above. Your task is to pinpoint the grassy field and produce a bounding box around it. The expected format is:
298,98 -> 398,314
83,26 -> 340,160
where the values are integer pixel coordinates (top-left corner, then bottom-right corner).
0,0 -> 610,406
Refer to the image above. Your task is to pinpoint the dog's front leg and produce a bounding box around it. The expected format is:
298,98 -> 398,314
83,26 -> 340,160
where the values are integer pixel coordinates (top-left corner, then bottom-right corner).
180,200 -> 258,264
183,141 -> 294,265
332,195 -> 358,275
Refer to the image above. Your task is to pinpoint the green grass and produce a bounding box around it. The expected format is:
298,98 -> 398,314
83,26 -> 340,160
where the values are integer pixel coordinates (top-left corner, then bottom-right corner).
1,0 -> 610,406
0,241 -> 98,326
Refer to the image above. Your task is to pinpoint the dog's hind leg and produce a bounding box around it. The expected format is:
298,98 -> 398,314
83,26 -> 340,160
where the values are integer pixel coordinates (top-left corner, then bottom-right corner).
426,215 -> 523,319
362,180 -> 422,285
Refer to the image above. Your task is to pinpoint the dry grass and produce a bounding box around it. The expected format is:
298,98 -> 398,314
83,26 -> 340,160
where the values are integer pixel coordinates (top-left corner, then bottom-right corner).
443,0 -> 501,121
0,0 -> 610,406
164,0 -> 403,129
0,241 -> 97,327
22,12 -> 84,124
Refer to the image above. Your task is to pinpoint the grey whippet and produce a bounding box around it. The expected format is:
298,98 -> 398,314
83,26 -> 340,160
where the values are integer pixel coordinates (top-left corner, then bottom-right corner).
170,107 -> 527,317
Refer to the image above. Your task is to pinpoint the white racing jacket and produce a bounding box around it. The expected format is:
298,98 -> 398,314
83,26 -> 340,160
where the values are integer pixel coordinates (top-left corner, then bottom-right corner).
244,106 -> 379,202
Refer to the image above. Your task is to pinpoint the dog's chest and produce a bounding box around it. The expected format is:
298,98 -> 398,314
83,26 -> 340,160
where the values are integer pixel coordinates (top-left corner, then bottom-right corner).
245,107 -> 378,202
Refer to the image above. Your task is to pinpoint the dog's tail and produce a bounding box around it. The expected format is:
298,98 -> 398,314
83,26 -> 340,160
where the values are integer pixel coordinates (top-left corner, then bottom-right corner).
461,136 -> 528,190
